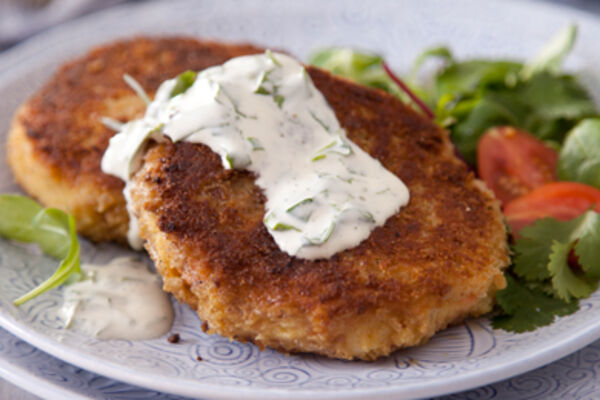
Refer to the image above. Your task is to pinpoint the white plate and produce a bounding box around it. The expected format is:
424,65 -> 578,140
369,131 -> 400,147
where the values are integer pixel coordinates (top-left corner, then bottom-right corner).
0,327 -> 184,400
1,1 -> 600,399
3,325 -> 600,400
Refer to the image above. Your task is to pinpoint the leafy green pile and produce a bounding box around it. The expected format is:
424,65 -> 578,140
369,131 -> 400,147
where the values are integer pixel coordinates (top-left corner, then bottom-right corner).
494,211 -> 600,332
310,25 -> 600,333
0,195 -> 81,305
311,25 -> 598,164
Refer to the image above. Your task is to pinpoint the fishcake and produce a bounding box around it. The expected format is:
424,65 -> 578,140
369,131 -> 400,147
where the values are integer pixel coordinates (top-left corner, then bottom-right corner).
7,37 -> 263,243
129,66 -> 510,360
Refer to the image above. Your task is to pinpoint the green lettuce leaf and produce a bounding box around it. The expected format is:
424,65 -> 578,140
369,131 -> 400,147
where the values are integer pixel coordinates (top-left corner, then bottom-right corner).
558,119 -> 600,189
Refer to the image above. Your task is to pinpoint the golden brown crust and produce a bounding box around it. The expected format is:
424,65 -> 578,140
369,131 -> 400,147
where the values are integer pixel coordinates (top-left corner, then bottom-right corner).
130,66 -> 510,360
7,37 -> 264,242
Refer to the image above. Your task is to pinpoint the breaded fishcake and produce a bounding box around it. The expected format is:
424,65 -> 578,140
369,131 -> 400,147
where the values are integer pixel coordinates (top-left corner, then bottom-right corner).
129,66 -> 510,360
7,37 -> 262,243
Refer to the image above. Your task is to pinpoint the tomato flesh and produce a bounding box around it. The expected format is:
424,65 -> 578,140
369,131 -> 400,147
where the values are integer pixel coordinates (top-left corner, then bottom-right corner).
504,182 -> 600,235
477,126 -> 558,205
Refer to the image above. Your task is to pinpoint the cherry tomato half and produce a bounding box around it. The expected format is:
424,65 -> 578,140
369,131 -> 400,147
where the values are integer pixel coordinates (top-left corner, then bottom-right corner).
477,126 -> 558,205
504,182 -> 600,235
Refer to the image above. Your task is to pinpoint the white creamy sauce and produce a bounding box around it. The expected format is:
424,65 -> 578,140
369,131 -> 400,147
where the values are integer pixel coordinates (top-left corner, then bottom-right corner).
59,257 -> 174,340
102,51 -> 410,259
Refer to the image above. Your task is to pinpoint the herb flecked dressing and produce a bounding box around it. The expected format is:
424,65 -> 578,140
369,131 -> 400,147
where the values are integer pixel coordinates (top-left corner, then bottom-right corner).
59,257 -> 174,340
102,51 -> 410,259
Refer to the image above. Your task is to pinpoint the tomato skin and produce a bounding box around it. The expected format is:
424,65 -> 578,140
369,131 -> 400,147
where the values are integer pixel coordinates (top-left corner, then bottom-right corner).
477,126 -> 558,205
504,182 -> 600,235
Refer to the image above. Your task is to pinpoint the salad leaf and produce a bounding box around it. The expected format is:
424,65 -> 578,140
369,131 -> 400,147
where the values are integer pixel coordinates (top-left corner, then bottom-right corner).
521,24 -> 577,80
492,275 -> 578,333
310,26 -> 596,165
514,212 -> 600,286
515,73 -> 597,142
494,211 -> 600,331
433,60 -> 522,102
0,195 -> 81,305
438,70 -> 596,163
410,46 -> 453,83
558,119 -> 600,189
547,240 -> 596,301
309,48 -> 402,97
0,195 -> 68,259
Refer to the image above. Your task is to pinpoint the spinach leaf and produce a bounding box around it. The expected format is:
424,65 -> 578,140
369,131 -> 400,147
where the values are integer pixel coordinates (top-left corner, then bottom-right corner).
0,195 -> 81,305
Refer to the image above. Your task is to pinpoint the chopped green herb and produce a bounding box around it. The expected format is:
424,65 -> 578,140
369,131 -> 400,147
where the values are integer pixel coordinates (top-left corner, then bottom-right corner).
170,70 -> 197,98
286,198 -> 314,213
254,86 -> 271,95
286,198 -> 315,221
309,110 -> 331,132
217,85 -> 252,119
247,137 -> 265,151
273,94 -> 285,108
266,49 -> 282,67
272,223 -> 301,232
311,154 -> 327,162
336,175 -> 354,184
360,211 -> 376,223
306,222 -> 336,245
224,154 -> 235,169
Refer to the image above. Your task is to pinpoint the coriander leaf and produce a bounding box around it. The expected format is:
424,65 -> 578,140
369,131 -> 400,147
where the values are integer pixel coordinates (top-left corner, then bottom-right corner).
0,195 -> 81,305
513,212 -> 600,304
513,236 -> 553,281
548,240 -> 596,301
558,119 -> 600,189
516,73 -> 597,141
513,216 -> 585,280
522,24 -> 577,80
493,275 -> 578,333
170,70 -> 197,98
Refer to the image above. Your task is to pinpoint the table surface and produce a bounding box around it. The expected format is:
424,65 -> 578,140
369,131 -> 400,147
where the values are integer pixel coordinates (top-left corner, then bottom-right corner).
1,0 -> 600,399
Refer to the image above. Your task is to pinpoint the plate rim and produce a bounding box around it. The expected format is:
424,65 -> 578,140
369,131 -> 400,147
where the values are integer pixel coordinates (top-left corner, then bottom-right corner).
2,0 -> 600,399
